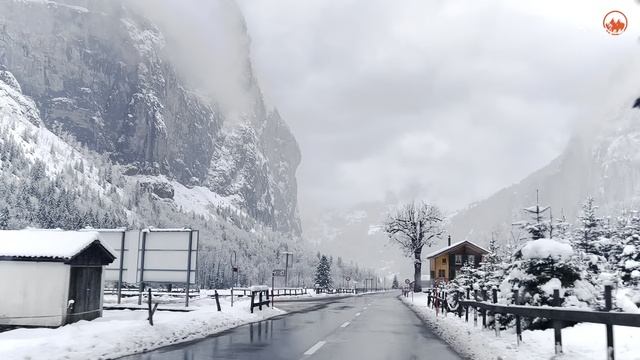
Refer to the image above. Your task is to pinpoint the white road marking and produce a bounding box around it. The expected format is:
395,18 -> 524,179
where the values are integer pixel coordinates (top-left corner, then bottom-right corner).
355,312 -> 361,317
340,321 -> 350,328
304,341 -> 327,355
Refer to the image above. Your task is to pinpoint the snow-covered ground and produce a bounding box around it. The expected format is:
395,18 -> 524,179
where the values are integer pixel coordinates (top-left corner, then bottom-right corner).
0,297 -> 283,360
401,292 -> 640,360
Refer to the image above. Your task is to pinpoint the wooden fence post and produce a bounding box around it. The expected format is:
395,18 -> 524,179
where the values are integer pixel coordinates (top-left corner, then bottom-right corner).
492,288 -> 500,337
605,285 -> 614,360
259,291 -> 264,311
513,289 -> 522,346
442,290 -> 447,315
465,290 -> 469,322
214,290 -> 221,312
473,289 -> 478,327
251,292 -> 255,314
266,289 -> 271,308
481,289 -> 487,328
147,288 -> 158,326
553,289 -> 563,354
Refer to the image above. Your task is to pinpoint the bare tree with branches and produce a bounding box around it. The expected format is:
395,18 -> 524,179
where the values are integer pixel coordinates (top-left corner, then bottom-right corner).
384,202 -> 444,292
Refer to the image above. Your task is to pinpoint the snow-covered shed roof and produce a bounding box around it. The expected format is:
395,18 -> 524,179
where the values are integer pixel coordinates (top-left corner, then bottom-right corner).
425,240 -> 489,259
80,227 -> 127,233
0,230 -> 116,261
142,227 -> 193,232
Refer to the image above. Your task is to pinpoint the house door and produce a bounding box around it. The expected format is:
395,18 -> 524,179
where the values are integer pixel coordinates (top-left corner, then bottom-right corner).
67,266 -> 102,323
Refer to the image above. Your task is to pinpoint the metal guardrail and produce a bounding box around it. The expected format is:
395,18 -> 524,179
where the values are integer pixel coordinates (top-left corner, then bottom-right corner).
424,285 -> 640,360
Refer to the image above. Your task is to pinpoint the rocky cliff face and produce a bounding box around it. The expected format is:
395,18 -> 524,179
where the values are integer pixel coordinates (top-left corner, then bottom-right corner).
0,0 -> 301,234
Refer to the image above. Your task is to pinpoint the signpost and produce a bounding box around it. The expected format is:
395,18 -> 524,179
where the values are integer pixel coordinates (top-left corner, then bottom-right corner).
281,251 -> 293,287
345,276 -> 351,289
272,269 -> 286,277
231,251 -> 238,307
272,269 -> 286,308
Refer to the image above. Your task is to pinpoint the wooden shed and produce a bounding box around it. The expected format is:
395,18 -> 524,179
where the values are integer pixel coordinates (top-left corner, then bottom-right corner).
426,238 -> 488,283
0,230 -> 116,327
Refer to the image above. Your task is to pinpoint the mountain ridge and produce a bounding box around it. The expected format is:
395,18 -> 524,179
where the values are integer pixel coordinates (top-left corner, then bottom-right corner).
0,0 -> 301,234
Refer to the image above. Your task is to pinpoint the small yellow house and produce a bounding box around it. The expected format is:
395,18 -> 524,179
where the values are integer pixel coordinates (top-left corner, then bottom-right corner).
426,238 -> 488,283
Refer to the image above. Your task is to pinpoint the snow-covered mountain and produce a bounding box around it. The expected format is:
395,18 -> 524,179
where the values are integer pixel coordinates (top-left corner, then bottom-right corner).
448,92 -> 640,245
0,0 -> 301,235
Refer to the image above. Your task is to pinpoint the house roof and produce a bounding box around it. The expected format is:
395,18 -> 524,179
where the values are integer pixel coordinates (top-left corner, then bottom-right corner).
425,240 -> 489,259
0,230 -> 116,261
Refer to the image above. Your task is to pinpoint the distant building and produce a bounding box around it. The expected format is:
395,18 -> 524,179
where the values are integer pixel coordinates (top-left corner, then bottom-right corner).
425,238 -> 488,283
0,230 -> 116,327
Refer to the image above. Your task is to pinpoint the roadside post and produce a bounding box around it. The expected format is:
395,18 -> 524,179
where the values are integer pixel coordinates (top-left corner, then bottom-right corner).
231,251 -> 238,308
272,269 -> 286,308
281,251 -> 293,287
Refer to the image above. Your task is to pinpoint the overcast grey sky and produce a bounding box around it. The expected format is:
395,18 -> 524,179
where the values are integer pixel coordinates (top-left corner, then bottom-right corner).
237,0 -> 639,215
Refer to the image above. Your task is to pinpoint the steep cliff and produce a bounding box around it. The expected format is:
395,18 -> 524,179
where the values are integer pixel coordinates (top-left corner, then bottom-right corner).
448,94 -> 640,245
0,0 -> 301,234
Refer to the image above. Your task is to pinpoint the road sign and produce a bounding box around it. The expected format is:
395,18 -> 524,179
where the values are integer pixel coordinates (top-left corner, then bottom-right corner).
272,269 -> 286,277
405,279 -> 411,284
345,276 -> 351,281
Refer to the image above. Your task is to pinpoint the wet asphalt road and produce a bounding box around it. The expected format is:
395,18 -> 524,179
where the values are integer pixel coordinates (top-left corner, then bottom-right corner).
120,292 -> 461,360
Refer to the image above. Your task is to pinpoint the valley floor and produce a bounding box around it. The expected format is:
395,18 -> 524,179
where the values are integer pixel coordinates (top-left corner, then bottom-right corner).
401,292 -> 640,360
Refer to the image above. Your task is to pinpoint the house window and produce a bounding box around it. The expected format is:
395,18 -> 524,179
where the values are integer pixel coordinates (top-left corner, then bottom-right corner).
442,257 -> 447,265
468,255 -> 475,265
455,255 -> 462,265
438,269 -> 445,278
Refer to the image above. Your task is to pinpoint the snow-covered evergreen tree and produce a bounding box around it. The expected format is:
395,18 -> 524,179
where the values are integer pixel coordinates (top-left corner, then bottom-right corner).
573,197 -> 604,256
449,262 -> 475,291
501,200 -> 586,329
617,212 -> 640,288
476,235 -> 504,291
392,275 -> 399,289
314,255 -> 333,290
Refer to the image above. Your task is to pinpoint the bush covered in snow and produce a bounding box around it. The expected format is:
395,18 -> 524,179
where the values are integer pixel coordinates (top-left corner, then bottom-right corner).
447,196 -> 640,332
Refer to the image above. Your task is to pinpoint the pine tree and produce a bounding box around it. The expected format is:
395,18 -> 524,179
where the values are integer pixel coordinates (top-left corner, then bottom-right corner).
502,197 -> 584,329
314,255 -> 332,290
616,211 -> 640,287
476,235 -> 504,290
0,207 -> 9,230
573,197 -> 603,256
554,211 -> 572,241
450,262 -> 475,291
392,275 -> 399,289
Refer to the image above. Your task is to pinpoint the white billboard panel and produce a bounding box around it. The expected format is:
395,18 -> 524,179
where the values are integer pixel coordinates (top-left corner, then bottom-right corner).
138,229 -> 198,285
92,230 -> 140,284
89,228 -> 197,285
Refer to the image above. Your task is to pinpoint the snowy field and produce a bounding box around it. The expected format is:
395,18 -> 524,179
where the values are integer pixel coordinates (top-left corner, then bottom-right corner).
0,297 -> 283,360
401,292 -> 640,360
